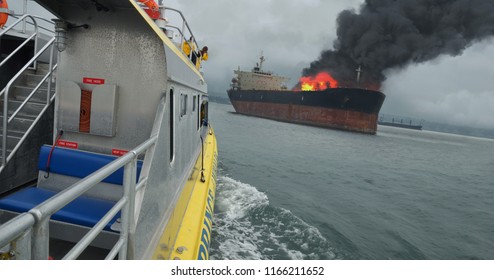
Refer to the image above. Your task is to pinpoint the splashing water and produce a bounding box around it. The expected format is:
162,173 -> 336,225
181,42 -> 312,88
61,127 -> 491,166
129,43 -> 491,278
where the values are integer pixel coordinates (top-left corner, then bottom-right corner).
210,174 -> 339,260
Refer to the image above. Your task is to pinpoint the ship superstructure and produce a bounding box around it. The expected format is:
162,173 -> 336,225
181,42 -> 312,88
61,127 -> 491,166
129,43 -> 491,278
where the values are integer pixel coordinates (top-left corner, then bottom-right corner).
231,55 -> 289,91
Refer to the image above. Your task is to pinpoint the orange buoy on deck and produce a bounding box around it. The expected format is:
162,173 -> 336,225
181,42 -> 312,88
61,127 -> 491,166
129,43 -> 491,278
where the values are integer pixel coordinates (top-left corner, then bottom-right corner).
138,0 -> 160,20
0,0 -> 9,29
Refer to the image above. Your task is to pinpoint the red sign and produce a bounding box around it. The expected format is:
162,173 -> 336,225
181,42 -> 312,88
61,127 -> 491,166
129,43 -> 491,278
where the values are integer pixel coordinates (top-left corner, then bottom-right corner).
112,149 -> 129,156
83,77 -> 105,85
57,140 -> 79,149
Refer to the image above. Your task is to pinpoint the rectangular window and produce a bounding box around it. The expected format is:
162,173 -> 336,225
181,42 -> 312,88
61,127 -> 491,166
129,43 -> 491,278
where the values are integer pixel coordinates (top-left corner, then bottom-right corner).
180,93 -> 187,118
170,89 -> 175,163
197,95 -> 201,130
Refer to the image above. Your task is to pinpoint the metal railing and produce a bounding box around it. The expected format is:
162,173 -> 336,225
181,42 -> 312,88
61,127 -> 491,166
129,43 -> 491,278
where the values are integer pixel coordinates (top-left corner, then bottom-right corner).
0,134 -> 158,260
160,7 -> 205,65
0,15 -> 40,70
0,15 -> 57,171
8,14 -> 57,37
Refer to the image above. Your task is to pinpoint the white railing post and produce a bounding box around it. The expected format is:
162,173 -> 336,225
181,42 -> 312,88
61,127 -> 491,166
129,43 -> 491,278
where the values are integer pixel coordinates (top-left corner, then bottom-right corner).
47,44 -> 55,104
120,155 -> 137,260
14,228 -> 33,260
0,136 -> 157,260
22,0 -> 28,33
2,86 -> 8,166
0,213 -> 35,259
31,218 -> 50,260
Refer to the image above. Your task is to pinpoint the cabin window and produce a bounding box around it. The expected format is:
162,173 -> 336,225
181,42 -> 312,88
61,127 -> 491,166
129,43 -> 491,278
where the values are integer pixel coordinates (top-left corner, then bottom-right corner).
180,93 -> 187,118
193,95 -> 197,112
170,89 -> 175,163
200,100 -> 208,127
197,96 -> 201,130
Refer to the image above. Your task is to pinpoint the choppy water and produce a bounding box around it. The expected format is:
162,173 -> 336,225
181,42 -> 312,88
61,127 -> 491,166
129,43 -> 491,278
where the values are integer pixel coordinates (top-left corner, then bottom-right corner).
208,102 -> 494,260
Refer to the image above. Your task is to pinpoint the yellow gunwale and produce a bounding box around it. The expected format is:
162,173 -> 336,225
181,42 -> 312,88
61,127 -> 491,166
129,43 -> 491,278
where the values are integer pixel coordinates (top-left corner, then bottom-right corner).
152,128 -> 218,260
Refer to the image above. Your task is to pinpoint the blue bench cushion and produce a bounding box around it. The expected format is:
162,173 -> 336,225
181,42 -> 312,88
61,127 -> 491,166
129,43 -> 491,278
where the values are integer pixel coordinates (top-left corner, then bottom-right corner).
0,187 -> 120,231
38,145 -> 142,185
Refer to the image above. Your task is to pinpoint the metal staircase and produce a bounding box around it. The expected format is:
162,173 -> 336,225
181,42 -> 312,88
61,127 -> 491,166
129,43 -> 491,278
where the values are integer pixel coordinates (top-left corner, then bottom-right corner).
0,15 -> 57,194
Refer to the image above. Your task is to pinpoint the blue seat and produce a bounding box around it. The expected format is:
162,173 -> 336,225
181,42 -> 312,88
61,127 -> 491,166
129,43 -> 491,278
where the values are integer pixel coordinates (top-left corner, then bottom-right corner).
38,145 -> 143,185
0,146 -> 142,231
0,187 -> 119,231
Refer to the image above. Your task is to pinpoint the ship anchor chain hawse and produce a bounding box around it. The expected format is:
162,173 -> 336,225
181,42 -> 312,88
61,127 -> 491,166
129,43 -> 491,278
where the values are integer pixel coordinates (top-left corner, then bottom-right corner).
0,0 -> 218,260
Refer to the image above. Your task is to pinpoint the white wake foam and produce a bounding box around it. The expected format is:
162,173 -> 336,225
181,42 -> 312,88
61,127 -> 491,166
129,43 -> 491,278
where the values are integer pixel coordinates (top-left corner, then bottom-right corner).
210,175 -> 337,260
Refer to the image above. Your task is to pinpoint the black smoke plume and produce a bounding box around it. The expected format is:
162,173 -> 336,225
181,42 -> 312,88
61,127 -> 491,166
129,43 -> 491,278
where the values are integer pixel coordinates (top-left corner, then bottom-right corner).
302,0 -> 494,89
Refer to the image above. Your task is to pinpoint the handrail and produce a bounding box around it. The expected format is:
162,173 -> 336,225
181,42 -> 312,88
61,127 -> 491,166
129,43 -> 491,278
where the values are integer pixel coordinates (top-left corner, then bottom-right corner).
0,135 -> 158,259
0,85 -> 56,174
0,14 -> 39,70
0,33 -> 37,68
0,38 -> 55,170
8,64 -> 56,123
162,7 -> 197,48
161,7 -> 203,62
1,36 -> 56,168
0,213 -> 35,250
8,14 -> 56,35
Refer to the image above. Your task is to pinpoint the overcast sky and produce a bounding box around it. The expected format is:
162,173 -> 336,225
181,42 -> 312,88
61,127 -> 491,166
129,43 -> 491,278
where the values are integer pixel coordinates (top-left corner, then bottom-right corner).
10,0 -> 494,129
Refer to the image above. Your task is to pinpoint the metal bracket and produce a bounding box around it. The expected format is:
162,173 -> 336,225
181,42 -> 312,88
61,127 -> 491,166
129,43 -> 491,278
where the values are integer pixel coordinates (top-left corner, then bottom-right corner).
0,8 -> 13,15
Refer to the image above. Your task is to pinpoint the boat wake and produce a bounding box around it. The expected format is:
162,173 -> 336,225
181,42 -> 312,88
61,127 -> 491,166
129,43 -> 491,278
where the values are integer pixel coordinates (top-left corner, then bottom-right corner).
210,174 -> 338,260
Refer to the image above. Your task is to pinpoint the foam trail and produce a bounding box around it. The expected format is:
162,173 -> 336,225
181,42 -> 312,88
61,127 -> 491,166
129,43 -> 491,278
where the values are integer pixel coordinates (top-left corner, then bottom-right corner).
210,174 -> 338,260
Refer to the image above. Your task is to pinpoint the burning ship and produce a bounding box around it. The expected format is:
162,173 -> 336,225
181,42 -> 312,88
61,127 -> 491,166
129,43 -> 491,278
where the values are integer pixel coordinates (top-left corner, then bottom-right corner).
227,56 -> 386,134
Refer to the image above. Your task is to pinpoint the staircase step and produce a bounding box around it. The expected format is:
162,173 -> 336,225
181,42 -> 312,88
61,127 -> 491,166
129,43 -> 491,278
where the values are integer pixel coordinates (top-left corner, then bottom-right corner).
0,134 -> 22,151
0,148 -> 13,163
24,73 -> 56,88
36,62 -> 53,73
0,115 -> 35,133
12,85 -> 55,103
5,99 -> 46,119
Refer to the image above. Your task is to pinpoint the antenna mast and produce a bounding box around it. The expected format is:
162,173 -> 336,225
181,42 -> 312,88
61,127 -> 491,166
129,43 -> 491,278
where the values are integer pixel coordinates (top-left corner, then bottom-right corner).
259,51 -> 265,71
356,65 -> 362,86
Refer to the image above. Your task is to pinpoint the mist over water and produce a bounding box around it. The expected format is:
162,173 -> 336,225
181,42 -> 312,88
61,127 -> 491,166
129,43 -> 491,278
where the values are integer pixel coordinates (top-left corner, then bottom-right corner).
209,102 -> 494,260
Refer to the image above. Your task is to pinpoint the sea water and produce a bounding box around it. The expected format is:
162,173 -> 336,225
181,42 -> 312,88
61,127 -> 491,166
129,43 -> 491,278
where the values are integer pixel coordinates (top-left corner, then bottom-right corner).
208,102 -> 494,260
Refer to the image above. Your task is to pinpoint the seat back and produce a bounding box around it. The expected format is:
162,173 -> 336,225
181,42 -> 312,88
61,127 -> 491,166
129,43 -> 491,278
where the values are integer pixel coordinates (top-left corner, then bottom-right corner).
37,145 -> 143,201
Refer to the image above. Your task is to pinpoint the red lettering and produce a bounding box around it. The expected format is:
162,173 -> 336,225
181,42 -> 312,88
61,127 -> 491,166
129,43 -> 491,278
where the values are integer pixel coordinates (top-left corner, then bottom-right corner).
57,140 -> 79,149
112,149 -> 128,156
83,77 -> 105,85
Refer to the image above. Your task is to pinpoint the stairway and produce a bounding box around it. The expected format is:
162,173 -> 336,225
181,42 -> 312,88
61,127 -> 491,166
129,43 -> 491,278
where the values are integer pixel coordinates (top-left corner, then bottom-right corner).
0,62 -> 55,194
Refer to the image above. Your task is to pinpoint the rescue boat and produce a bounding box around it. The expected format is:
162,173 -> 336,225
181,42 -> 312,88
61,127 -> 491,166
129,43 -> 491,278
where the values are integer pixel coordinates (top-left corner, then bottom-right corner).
0,0 -> 217,260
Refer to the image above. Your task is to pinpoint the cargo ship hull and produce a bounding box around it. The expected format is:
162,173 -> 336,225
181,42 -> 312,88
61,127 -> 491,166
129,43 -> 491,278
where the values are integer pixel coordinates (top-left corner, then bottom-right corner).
227,88 -> 386,134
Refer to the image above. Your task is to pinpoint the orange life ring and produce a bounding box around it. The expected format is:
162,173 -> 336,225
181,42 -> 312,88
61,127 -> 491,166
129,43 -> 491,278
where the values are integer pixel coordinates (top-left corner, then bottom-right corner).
138,0 -> 160,20
0,0 -> 9,29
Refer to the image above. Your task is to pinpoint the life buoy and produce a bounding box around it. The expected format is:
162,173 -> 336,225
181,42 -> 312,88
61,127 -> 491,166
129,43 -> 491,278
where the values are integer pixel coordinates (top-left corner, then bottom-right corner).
0,0 -> 9,29
138,0 -> 160,20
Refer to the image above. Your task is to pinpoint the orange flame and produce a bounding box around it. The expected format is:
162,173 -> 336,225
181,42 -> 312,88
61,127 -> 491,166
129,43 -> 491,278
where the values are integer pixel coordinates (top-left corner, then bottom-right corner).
299,72 -> 339,91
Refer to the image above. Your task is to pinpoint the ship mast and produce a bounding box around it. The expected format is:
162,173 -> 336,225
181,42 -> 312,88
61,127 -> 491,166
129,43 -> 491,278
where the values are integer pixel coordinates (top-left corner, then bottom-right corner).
356,65 -> 362,86
259,51 -> 265,71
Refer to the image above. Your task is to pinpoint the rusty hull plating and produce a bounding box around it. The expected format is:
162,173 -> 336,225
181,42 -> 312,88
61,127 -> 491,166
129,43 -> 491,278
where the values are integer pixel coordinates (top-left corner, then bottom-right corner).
227,88 -> 386,134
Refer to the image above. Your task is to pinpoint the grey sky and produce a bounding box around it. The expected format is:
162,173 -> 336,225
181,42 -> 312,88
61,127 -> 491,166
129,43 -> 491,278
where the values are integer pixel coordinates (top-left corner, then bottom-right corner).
9,0 -> 494,129
169,0 -> 494,129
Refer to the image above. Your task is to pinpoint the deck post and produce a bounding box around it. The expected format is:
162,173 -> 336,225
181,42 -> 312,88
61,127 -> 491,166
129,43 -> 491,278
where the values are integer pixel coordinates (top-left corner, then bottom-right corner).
31,218 -> 50,260
13,227 -> 32,260
120,156 -> 137,259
